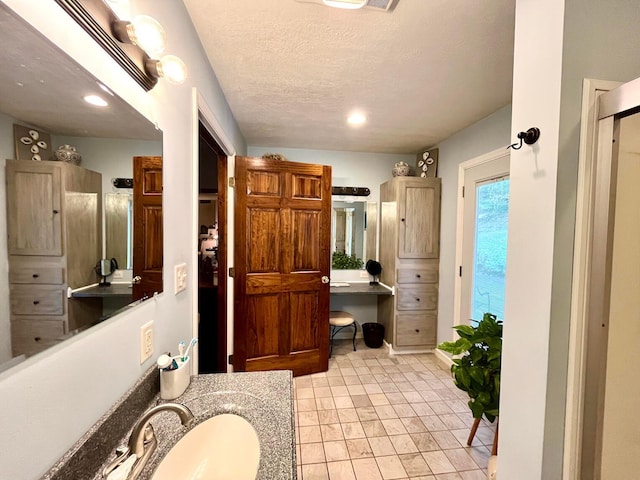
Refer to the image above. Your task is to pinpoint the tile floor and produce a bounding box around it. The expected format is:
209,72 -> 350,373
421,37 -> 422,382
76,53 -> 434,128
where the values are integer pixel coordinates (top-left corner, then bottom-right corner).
293,339 -> 497,480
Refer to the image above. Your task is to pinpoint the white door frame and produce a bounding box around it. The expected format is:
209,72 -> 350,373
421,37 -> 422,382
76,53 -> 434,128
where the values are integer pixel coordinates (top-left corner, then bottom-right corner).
451,147 -> 511,337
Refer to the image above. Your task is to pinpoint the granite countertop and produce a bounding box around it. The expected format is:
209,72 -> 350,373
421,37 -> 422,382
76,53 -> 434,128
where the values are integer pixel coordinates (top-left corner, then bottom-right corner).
330,282 -> 393,295
43,369 -> 295,480
130,371 -> 296,480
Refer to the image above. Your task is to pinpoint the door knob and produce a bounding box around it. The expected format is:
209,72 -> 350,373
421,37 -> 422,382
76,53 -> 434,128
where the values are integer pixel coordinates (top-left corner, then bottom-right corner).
321,276 -> 330,284
132,275 -> 142,284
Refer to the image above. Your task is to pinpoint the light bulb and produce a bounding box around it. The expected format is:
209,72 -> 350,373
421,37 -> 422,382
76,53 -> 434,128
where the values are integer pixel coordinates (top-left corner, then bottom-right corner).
146,55 -> 188,85
128,15 -> 166,57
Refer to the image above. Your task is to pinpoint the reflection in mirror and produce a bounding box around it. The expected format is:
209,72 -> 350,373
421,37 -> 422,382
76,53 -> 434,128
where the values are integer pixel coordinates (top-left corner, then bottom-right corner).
0,4 -> 162,373
331,201 -> 369,270
105,193 -> 133,269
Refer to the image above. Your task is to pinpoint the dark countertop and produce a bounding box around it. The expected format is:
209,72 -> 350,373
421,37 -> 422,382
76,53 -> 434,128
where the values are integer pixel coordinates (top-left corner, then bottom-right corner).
330,282 -> 393,295
71,283 -> 133,298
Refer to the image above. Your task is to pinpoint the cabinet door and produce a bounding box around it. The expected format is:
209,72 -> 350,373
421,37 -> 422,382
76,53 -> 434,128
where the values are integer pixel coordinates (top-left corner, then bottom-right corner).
398,179 -> 440,258
6,162 -> 62,256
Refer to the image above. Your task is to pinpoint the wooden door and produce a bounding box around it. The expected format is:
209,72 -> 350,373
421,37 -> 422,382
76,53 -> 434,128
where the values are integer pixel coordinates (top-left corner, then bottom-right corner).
6,161 -> 62,256
133,156 -> 163,301
234,156 -> 331,377
398,178 -> 441,259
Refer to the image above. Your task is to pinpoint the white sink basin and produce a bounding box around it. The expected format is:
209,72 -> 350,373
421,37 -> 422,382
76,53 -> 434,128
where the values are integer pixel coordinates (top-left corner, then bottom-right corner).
152,414 -> 261,480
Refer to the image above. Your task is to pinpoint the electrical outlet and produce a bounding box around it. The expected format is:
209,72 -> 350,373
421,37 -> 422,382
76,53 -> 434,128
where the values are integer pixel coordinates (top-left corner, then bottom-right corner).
174,263 -> 187,294
140,321 -> 153,363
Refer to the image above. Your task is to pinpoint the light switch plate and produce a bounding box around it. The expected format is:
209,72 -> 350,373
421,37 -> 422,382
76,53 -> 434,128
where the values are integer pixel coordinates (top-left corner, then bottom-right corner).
174,263 -> 187,294
140,320 -> 153,363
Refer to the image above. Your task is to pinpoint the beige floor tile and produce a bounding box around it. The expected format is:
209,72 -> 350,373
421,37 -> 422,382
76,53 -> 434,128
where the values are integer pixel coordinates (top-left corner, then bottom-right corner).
422,451 -> 456,474
296,377 -> 313,388
398,452 -> 432,476
385,393 -> 407,405
429,401 -> 454,415
395,382 -> 417,392
343,375 -> 362,385
392,403 -> 417,418
369,393 -> 391,406
328,376 -> 346,386
345,438 -> 374,459
327,367 -> 343,378
301,442 -> 327,464
351,395 -> 373,407
325,440 -> 351,462
412,402 -> 436,416
297,442 -> 301,464
381,418 -> 408,436
321,423 -> 345,441
434,473 -> 463,480
318,409 -> 341,425
420,415 -> 448,431
431,431 -> 462,450
401,417 -> 428,434
342,421 -> 366,439
361,419 -> 387,438
300,425 -> 323,443
402,391 -> 424,403
352,458 -> 383,480
347,384 -> 367,396
327,460 -> 356,480
357,406 -> 379,422
303,463 -> 330,480
331,386 -> 351,397
410,432 -> 441,452
313,377 -> 330,387
299,411 -> 320,426
364,383 -> 384,394
459,469 -> 487,479
474,426 -> 497,446
375,405 -> 399,420
389,434 -> 419,454
355,366 -> 371,375
466,446 -> 491,468
419,390 -> 443,402
340,367 -> 357,376
450,428 -> 471,447
334,395 -> 355,409
439,414 -> 468,430
359,374 -> 378,384
297,464 -> 303,478
444,448 -> 479,471
338,408 -> 360,423
376,455 -> 408,479
379,382 -> 400,393
299,398 -> 319,412
315,386 -> 333,398
297,387 -> 315,399
368,436 -> 396,457
317,397 -> 337,410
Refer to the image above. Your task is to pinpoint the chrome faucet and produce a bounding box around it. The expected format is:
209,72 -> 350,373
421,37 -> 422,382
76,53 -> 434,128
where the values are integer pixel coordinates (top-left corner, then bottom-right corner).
103,402 -> 194,480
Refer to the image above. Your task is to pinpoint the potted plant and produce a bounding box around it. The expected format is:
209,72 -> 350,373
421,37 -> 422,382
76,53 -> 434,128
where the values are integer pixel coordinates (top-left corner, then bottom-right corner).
331,251 -> 364,270
438,312 -> 502,424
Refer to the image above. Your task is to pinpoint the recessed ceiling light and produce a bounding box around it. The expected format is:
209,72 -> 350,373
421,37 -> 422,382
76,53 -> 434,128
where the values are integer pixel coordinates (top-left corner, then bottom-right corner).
347,112 -> 367,126
84,94 -> 108,107
323,0 -> 367,9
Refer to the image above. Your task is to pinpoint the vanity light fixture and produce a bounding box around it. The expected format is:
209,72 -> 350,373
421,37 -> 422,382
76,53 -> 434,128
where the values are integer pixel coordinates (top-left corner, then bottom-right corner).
145,55 -> 188,85
112,15 -> 166,58
84,94 -> 109,107
347,112 -> 367,126
323,0 -> 367,9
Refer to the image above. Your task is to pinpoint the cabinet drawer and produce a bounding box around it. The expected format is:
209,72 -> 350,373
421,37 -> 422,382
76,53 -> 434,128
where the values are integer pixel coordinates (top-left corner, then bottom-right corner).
10,285 -> 64,315
397,266 -> 438,284
395,313 -> 437,347
396,285 -> 438,311
9,267 -> 64,284
11,318 -> 66,338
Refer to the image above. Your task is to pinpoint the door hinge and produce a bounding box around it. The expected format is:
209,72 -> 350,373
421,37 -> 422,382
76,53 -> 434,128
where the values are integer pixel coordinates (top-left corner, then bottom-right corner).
228,354 -> 233,365
459,265 -> 463,277
228,267 -> 235,278
228,177 -> 236,188
461,186 -> 465,198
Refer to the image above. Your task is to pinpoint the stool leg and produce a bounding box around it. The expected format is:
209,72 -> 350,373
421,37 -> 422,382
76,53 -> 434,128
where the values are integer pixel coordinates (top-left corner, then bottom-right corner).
352,322 -> 357,351
467,417 -> 481,446
329,326 -> 334,358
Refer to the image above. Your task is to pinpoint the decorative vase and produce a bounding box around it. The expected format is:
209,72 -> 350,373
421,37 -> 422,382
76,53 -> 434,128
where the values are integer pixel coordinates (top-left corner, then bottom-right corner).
392,161 -> 411,177
55,144 -> 82,165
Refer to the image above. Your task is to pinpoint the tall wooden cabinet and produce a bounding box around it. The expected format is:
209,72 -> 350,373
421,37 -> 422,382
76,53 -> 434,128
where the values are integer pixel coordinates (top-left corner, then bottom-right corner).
377,176 -> 441,351
5,159 -> 102,356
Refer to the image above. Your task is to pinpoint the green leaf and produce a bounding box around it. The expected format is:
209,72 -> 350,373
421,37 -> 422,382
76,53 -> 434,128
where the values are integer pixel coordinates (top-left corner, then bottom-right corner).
456,367 -> 471,389
477,391 -> 491,405
469,366 -> 484,385
469,399 -> 484,419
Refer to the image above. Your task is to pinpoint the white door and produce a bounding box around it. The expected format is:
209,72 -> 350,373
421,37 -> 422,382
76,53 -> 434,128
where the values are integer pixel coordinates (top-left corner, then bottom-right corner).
459,154 -> 510,324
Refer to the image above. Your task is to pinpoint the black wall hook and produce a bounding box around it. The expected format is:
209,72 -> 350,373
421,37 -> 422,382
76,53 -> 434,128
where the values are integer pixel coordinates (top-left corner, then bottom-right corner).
508,127 -> 540,150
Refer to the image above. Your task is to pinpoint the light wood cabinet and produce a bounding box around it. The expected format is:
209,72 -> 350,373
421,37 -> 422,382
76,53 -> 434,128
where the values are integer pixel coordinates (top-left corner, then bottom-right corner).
5,160 -> 102,357
377,176 -> 441,351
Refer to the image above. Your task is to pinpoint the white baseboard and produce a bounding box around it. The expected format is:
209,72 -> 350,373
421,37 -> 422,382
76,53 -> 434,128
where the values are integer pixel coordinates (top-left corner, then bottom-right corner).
434,348 -> 454,372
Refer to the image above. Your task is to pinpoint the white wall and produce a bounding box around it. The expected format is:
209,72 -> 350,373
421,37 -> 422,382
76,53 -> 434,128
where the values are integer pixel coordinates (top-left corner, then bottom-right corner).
500,1 -> 640,478
0,1 -> 245,478
433,105 -> 512,344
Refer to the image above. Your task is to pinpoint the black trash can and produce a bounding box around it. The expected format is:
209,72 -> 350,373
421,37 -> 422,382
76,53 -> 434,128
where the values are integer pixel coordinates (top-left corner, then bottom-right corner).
362,323 -> 385,348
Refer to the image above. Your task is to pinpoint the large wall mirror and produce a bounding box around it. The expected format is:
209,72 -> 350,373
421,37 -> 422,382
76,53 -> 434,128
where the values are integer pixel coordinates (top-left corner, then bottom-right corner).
331,200 -> 377,270
0,4 -> 163,373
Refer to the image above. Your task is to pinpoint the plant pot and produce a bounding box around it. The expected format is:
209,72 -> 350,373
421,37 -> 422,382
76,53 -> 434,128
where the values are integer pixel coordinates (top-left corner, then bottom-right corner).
362,322 -> 385,348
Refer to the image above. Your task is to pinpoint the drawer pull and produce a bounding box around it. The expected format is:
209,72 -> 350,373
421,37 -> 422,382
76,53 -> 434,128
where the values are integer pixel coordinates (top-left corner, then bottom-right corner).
34,336 -> 41,342
416,274 -> 421,278
33,300 -> 40,305
32,274 -> 39,278
415,329 -> 420,333
53,209 -> 59,214
401,218 -> 405,222
415,298 -> 420,302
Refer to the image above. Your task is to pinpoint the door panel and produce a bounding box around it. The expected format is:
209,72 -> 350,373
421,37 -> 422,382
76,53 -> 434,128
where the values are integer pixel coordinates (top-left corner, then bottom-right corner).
234,156 -> 331,377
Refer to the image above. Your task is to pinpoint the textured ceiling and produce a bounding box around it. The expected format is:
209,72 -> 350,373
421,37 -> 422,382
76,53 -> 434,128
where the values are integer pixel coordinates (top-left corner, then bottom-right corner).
184,0 -> 515,154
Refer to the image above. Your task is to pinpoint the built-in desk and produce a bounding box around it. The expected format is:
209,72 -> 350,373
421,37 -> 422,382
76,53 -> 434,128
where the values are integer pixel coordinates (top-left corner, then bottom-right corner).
70,283 -> 133,299
70,284 -> 134,322
330,282 -> 392,296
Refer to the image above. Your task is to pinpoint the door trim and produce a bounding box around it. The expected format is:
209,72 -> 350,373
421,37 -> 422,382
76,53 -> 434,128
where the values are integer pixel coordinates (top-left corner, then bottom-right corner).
452,147 -> 510,339
563,79 -> 621,480
192,88 -> 236,374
